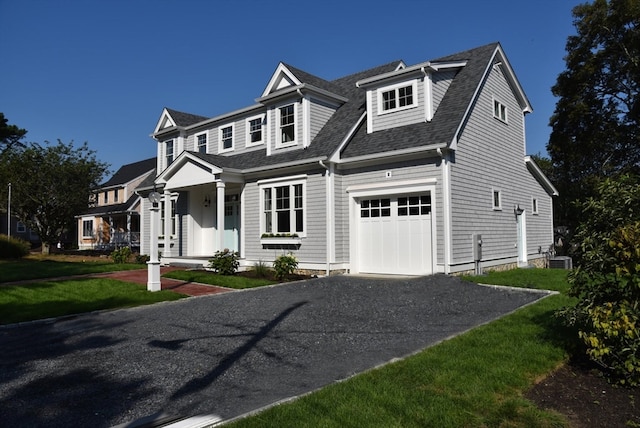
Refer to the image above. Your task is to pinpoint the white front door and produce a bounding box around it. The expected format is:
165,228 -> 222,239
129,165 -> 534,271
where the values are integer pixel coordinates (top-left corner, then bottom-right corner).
358,193 -> 433,275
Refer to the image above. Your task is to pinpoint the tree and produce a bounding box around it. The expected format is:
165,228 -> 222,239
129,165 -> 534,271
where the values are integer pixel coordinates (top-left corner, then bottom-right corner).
0,112 -> 27,155
0,140 -> 109,254
547,0 -> 640,230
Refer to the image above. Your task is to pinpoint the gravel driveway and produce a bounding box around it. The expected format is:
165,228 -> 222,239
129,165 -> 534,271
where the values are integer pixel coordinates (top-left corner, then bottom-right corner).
0,274 -> 551,427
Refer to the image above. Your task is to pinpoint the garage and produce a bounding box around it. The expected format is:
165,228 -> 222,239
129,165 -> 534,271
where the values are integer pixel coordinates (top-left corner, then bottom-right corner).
357,193 -> 433,275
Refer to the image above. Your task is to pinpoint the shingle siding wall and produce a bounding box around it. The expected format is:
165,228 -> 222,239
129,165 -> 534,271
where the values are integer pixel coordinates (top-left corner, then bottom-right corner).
432,69 -> 457,114
370,78 -> 425,132
310,98 -> 337,142
449,65 -> 553,268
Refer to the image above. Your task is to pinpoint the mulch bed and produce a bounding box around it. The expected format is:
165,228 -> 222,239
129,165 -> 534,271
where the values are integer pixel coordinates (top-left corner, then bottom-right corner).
525,360 -> 639,427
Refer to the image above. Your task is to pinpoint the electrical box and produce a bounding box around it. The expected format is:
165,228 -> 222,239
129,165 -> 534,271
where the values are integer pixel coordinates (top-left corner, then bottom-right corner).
472,234 -> 482,261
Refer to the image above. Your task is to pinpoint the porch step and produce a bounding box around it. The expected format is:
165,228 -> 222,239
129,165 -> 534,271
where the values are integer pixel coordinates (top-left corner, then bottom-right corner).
167,262 -> 207,269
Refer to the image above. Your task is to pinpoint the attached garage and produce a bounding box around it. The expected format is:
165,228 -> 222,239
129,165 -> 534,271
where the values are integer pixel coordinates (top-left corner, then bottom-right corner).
350,187 -> 436,276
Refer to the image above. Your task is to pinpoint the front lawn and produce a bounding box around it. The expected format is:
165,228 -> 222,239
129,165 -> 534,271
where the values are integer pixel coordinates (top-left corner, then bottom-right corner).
0,256 -> 143,283
225,268 -> 576,428
162,269 -> 279,289
0,278 -> 185,325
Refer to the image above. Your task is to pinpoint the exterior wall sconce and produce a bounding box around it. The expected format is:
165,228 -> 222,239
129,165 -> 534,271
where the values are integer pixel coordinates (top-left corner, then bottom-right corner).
203,195 -> 211,207
514,204 -> 524,216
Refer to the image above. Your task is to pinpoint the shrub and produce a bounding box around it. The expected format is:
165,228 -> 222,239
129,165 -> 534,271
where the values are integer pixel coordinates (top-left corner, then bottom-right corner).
273,253 -> 298,280
209,249 -> 239,275
135,253 -> 150,264
0,234 -> 31,259
110,247 -> 132,264
252,260 -> 270,278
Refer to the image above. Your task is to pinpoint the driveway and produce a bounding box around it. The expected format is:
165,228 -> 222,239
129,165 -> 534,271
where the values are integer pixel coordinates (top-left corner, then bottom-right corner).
0,275 -> 551,427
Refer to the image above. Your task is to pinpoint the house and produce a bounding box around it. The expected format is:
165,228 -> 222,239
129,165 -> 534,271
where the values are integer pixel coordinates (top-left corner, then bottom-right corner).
76,157 -> 155,250
138,42 -> 557,276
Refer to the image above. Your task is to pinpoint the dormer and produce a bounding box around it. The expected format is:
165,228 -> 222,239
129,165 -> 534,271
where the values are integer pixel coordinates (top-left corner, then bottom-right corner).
256,63 -> 349,154
356,60 -> 466,134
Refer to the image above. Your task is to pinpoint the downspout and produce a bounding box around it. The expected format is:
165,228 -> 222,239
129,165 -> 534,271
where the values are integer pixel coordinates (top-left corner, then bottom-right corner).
319,160 -> 333,276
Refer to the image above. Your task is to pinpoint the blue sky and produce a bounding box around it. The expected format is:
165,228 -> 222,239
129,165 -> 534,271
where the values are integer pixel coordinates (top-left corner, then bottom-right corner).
1,0 -> 584,176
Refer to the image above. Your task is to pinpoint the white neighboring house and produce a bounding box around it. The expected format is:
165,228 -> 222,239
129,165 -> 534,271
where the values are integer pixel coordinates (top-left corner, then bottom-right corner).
137,42 -> 557,275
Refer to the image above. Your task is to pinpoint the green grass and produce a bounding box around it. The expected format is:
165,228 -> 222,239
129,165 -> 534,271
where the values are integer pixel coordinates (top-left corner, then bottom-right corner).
0,278 -> 185,324
162,269 -> 278,289
0,258 -> 143,283
226,268 -> 576,428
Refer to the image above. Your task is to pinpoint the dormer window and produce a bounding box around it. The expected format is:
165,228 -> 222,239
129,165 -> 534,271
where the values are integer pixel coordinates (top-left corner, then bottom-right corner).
165,139 -> 174,166
279,104 -> 296,145
378,81 -> 417,114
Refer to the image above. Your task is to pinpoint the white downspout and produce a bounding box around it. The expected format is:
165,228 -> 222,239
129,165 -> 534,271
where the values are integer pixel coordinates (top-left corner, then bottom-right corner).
319,160 -> 333,276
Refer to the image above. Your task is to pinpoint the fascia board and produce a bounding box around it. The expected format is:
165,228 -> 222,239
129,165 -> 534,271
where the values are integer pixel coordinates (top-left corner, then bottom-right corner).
261,63 -> 302,98
356,60 -> 467,88
241,156 -> 327,174
337,143 -> 447,166
525,156 -> 559,196
328,112 -> 367,163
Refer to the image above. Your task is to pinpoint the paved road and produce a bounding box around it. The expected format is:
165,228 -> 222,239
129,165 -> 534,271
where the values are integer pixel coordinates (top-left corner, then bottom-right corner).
0,275 -> 550,427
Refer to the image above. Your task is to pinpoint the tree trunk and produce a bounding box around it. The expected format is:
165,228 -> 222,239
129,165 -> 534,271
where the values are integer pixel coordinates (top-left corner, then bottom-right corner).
41,243 -> 50,255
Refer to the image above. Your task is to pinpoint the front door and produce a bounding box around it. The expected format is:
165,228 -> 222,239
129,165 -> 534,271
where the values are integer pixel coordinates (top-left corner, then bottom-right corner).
224,195 -> 240,252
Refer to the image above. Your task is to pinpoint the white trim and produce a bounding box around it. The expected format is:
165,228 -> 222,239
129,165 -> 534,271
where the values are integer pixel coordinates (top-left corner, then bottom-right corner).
329,112 -> 367,163
346,178 -> 437,196
492,187 -> 502,211
376,80 -> 419,115
424,72 -> 433,122
257,174 -> 308,185
492,97 -> 508,123
365,91 -> 373,133
524,156 -> 559,196
302,96 -> 310,148
266,108 -> 272,156
441,153 -> 452,274
261,63 -> 302,98
218,123 -> 235,153
258,176 -> 308,238
531,197 -> 539,215
245,114 -> 265,147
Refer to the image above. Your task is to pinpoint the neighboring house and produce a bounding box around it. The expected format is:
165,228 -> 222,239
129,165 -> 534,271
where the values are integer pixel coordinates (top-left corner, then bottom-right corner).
138,42 -> 557,275
77,158 -> 155,250
0,213 -> 41,247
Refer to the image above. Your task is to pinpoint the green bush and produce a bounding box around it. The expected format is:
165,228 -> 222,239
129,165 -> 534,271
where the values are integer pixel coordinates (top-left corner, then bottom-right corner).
559,175 -> 640,385
0,234 -> 31,259
135,253 -> 150,264
110,247 -> 132,264
209,249 -> 239,275
252,260 -> 270,278
273,253 -> 298,280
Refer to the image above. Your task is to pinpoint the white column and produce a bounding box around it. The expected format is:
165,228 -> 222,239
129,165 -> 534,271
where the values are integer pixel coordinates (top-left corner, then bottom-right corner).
217,181 -> 225,251
147,201 -> 161,291
163,190 -> 173,257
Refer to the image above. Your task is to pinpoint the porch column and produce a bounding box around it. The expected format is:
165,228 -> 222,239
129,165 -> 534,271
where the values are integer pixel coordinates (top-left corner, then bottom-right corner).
217,181 -> 225,252
126,213 -> 131,247
163,190 -> 174,257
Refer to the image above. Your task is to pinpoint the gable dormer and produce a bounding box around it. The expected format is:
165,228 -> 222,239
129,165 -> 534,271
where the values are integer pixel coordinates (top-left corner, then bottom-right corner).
356,60 -> 466,134
257,63 -> 349,154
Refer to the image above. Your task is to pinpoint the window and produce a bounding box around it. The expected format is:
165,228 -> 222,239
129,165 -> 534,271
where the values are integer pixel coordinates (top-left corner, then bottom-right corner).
114,189 -> 119,203
532,198 -> 539,215
16,221 -> 26,233
492,189 -> 502,210
104,191 -> 109,204
160,199 -> 177,236
379,81 -> 417,113
82,219 -> 93,237
165,139 -> 174,166
220,125 -> 234,152
360,199 -> 391,218
247,116 -> 263,146
493,99 -> 507,122
196,132 -> 207,154
261,179 -> 305,235
398,195 -> 431,216
279,104 -> 295,144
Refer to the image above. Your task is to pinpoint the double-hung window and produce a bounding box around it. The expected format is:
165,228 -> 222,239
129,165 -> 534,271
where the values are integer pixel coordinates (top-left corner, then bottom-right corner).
220,125 -> 234,152
165,139 -> 174,166
82,219 -> 94,238
196,132 -> 207,154
261,177 -> 305,235
379,81 -> 417,113
247,116 -> 264,146
279,104 -> 295,145
160,199 -> 177,237
493,99 -> 507,122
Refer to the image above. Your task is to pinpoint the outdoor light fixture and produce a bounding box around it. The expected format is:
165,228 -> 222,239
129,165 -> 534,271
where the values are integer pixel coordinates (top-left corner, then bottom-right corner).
149,191 -> 161,207
514,204 -> 524,216
203,195 -> 211,207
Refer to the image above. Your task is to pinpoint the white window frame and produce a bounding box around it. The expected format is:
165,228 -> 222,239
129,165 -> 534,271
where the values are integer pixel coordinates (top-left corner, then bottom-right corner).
165,139 -> 175,167
277,103 -> 297,147
160,198 -> 178,237
532,197 -> 539,215
246,114 -> 265,147
82,218 -> 94,238
377,80 -> 418,115
493,98 -> 508,123
219,124 -> 234,153
16,221 -> 26,233
196,131 -> 208,154
258,175 -> 307,237
492,188 -> 502,211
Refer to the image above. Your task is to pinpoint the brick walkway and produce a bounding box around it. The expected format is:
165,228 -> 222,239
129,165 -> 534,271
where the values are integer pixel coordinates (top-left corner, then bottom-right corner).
91,267 -> 232,297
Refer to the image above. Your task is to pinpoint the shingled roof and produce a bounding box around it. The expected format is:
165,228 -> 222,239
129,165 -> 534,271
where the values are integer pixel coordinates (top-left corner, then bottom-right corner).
165,108 -> 209,127
101,157 -> 156,187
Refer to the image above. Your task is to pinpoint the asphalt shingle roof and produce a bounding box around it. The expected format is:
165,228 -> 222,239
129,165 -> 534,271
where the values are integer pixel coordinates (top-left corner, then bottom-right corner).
101,157 -> 156,187
166,108 -> 209,127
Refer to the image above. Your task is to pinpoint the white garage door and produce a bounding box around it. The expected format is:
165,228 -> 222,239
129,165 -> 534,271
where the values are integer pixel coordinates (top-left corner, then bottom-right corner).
358,193 -> 433,275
